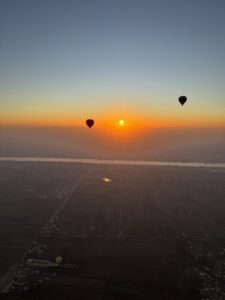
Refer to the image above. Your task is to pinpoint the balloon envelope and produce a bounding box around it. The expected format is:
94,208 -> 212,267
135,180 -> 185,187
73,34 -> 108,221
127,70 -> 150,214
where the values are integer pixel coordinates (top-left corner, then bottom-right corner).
86,119 -> 94,128
179,96 -> 187,106
55,256 -> 63,265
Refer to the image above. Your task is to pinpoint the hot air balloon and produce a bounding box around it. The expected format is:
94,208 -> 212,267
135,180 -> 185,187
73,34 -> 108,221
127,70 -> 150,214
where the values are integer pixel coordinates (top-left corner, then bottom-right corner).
55,256 -> 63,265
86,119 -> 94,128
179,96 -> 187,106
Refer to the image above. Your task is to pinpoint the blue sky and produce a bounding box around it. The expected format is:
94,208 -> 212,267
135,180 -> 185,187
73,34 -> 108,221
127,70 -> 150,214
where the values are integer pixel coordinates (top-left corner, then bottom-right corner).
0,0 -> 225,126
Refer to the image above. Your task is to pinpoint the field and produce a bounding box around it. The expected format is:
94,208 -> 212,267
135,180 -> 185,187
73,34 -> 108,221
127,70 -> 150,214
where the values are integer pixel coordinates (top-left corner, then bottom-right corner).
58,165 -> 225,240
0,161 -> 225,299
0,162 -> 89,278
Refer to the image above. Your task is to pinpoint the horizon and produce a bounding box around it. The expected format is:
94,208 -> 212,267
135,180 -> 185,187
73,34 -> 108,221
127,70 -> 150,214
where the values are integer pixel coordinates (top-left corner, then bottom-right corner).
1,0 -> 225,129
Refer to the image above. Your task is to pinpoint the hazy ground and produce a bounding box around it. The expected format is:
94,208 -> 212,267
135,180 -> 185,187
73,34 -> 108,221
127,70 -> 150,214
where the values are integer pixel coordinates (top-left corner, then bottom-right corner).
58,164 -> 225,240
0,127 -> 225,162
0,162 -> 89,279
0,126 -> 224,299
0,161 -> 225,299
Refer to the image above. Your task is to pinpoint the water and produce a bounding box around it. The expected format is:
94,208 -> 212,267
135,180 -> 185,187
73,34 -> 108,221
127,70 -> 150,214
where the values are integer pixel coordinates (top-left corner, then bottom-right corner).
0,157 -> 225,168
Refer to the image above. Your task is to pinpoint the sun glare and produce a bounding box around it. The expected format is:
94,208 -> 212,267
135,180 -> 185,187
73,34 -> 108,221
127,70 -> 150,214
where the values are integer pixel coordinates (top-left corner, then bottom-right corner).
118,119 -> 125,126
102,177 -> 112,183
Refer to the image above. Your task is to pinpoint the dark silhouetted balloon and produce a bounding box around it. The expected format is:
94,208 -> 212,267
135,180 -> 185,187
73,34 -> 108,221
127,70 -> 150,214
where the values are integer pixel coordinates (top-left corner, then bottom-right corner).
86,119 -> 94,128
179,96 -> 187,106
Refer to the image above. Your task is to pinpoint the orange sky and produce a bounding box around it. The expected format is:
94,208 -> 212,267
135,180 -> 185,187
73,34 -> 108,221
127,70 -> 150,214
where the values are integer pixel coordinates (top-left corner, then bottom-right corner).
1,1 -> 225,133
1,100 -> 224,129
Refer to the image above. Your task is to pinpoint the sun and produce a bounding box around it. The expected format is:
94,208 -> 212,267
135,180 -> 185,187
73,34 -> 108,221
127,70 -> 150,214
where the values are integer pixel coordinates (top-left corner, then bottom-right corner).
118,119 -> 125,126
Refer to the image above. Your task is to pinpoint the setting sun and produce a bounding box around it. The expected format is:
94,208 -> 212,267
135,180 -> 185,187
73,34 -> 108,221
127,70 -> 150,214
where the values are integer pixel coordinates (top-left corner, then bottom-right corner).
118,120 -> 125,126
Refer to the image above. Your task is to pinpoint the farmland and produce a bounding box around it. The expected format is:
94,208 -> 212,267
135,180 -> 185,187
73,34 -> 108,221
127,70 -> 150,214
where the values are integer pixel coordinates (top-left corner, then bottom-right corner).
0,161 -> 225,299
58,165 -> 225,240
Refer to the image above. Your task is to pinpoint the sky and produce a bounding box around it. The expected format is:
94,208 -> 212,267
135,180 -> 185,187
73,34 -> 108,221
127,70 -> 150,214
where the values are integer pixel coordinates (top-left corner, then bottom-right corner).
0,0 -> 225,128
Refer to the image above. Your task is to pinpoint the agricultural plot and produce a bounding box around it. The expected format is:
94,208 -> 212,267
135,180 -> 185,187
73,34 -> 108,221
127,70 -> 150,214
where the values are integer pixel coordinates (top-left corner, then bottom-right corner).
58,165 -> 225,240
1,162 -> 225,299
